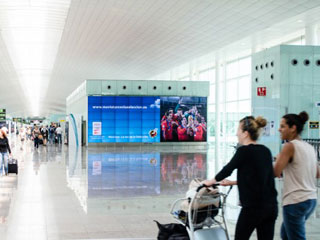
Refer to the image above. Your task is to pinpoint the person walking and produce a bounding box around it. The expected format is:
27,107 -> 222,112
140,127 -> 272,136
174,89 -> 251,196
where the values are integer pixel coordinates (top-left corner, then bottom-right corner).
55,125 -> 63,144
19,127 -> 26,150
41,125 -> 48,146
202,116 -> 278,240
48,124 -> 55,144
33,126 -> 41,149
27,127 -> 32,140
0,128 -> 12,176
274,111 -> 320,240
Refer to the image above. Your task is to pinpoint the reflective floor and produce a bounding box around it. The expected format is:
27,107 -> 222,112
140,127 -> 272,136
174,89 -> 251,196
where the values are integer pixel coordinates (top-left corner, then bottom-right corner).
0,136 -> 319,239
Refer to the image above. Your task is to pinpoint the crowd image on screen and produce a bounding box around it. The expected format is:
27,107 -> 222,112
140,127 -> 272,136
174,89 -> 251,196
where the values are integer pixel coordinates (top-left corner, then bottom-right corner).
161,98 -> 207,142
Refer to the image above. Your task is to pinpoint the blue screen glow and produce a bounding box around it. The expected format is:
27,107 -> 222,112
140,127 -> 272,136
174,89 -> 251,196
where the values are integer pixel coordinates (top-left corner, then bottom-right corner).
88,96 -> 160,143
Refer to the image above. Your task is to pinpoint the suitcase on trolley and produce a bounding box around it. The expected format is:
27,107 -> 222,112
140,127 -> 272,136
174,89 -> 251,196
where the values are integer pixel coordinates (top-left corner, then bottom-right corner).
8,158 -> 18,175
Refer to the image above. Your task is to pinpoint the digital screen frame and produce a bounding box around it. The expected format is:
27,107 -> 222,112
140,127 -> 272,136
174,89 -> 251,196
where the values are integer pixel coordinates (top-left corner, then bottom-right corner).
88,96 -> 160,143
88,96 -> 207,143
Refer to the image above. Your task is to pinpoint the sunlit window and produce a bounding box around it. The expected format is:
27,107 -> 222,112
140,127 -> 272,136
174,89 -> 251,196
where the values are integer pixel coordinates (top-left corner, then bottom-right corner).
226,61 -> 238,79
226,80 -> 238,102
238,76 -> 251,100
199,69 -> 215,83
209,84 -> 215,104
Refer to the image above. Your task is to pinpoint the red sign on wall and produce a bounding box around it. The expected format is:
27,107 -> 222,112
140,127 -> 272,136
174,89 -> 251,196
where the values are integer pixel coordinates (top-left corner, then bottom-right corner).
257,87 -> 266,96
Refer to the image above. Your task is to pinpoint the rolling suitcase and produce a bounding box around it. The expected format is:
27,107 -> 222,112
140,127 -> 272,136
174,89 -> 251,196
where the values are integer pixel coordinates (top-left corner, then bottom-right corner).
8,158 -> 18,175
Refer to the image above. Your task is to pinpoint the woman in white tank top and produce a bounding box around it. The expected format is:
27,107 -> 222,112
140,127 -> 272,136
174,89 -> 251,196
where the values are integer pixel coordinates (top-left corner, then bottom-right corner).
274,111 -> 320,240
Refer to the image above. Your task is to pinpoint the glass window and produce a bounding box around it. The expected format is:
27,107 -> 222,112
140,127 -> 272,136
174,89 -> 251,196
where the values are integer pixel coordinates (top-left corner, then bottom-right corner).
209,84 -> 215,104
199,69 -> 215,83
208,104 -> 215,113
226,61 -> 238,79
149,53 -> 255,147
226,120 -> 237,135
238,76 -> 251,100
238,57 -> 251,76
238,100 -> 251,114
198,58 -> 214,72
226,80 -> 238,101
208,111 -> 216,139
226,102 -> 238,113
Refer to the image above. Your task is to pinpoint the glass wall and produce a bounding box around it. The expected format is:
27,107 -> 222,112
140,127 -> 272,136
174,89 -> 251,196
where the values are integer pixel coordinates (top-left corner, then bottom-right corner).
150,34 -> 306,165
221,57 -> 251,164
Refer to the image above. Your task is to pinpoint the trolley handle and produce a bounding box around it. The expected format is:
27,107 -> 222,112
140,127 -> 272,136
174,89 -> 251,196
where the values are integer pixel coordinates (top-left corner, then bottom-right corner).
196,183 -> 220,192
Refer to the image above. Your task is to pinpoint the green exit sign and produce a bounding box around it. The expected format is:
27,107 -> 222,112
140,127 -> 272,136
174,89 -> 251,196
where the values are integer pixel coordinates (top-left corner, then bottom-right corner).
0,109 -> 6,121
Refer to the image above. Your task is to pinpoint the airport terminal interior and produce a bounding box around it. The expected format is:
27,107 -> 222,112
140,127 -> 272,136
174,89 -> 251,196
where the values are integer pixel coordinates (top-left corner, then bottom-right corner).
0,1 -> 320,240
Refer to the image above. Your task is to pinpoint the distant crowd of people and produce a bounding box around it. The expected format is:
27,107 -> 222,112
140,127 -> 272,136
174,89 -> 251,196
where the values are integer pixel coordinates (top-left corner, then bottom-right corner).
18,123 -> 63,149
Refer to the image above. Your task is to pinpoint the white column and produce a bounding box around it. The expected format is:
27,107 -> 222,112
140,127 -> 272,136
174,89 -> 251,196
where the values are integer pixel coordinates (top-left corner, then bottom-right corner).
8,121 -> 11,137
221,59 -> 227,165
215,58 -> 220,171
194,60 -> 199,81
305,24 -> 319,45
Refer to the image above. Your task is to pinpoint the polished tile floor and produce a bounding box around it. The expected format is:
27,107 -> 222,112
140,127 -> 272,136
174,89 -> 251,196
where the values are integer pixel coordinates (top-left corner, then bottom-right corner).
0,136 -> 319,239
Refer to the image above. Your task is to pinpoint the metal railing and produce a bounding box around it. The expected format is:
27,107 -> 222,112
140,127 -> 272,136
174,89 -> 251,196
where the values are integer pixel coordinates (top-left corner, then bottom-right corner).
304,139 -> 320,161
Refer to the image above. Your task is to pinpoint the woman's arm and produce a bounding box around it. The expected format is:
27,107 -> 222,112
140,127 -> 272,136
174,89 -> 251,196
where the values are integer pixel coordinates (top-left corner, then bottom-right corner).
220,179 -> 237,186
202,148 -> 243,186
274,142 -> 294,178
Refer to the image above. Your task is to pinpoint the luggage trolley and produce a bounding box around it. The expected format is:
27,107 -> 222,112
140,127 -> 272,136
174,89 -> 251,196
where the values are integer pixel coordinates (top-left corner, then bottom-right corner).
170,183 -> 233,240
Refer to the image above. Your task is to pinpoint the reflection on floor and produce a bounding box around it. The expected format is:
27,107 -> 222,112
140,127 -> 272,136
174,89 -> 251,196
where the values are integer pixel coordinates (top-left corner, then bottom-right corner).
0,136 -> 319,239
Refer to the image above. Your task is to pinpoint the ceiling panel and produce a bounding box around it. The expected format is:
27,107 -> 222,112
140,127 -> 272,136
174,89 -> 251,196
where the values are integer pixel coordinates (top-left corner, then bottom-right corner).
0,0 -> 320,116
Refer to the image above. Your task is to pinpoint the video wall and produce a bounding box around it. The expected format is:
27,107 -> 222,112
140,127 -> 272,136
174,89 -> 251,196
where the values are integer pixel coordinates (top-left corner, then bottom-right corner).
88,96 -> 207,143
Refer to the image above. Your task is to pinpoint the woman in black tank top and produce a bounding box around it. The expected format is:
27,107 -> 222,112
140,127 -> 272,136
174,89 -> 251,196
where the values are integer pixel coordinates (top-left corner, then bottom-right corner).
203,116 -> 278,240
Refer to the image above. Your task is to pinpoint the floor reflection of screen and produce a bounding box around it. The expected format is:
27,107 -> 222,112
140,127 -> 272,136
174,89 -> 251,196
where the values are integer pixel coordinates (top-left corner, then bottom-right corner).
160,152 -> 207,194
88,153 -> 160,197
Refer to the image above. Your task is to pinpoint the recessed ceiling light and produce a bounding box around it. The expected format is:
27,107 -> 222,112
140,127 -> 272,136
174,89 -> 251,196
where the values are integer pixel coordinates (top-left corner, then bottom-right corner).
297,20 -> 303,23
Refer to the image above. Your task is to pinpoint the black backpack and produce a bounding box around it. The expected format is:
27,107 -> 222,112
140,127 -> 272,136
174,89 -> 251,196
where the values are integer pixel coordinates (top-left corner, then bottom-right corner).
49,127 -> 55,134
154,220 -> 189,240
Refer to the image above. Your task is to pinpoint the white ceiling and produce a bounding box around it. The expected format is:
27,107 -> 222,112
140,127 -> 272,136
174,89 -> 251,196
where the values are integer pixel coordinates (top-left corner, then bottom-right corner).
1,0 -> 320,117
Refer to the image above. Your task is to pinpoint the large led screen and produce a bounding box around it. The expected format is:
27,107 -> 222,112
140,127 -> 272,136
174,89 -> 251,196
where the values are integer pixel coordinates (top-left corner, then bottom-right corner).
88,96 -> 207,143
88,96 -> 160,143
160,97 -> 207,142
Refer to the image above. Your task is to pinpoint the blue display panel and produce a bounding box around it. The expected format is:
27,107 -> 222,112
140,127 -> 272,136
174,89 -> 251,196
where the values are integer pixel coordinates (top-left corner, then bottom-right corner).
88,96 -> 160,143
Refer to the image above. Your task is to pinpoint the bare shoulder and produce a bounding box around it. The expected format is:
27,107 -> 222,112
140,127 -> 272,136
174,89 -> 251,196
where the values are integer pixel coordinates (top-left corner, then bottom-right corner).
282,142 -> 294,154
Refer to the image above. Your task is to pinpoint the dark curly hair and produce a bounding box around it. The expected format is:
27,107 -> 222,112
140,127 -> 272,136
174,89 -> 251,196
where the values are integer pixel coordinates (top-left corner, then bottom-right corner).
282,111 -> 309,134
